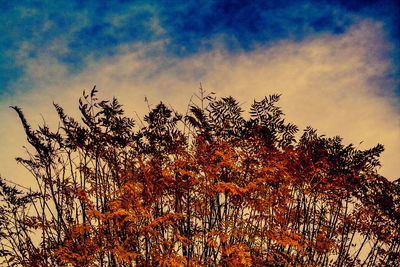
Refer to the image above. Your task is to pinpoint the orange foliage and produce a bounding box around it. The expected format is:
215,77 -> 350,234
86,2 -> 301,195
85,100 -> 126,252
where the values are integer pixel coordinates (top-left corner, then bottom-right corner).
1,87 -> 399,266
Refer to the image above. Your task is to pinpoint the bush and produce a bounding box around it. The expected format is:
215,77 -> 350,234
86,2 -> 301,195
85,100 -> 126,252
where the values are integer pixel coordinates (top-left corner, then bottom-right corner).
1,86 -> 399,266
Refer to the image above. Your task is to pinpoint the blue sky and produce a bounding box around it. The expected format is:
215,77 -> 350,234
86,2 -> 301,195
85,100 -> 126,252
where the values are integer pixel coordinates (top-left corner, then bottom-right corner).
0,0 -> 399,182
1,0 -> 399,95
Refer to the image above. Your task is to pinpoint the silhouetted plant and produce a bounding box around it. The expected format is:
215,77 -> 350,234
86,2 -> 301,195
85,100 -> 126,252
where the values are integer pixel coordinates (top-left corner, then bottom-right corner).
0,86 -> 399,266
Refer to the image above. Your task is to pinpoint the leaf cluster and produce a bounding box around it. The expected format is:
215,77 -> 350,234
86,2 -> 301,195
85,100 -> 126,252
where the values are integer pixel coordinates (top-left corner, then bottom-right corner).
1,86 -> 399,266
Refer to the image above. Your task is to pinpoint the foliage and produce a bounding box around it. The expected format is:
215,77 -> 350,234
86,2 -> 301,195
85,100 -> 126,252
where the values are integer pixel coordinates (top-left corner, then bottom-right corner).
1,86 -> 399,266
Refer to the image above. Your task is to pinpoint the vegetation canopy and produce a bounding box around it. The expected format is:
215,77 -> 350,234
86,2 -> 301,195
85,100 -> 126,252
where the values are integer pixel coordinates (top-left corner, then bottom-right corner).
0,86 -> 399,266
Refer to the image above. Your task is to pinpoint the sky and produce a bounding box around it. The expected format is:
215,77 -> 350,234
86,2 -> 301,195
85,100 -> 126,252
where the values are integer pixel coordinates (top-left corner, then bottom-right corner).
0,0 -> 399,186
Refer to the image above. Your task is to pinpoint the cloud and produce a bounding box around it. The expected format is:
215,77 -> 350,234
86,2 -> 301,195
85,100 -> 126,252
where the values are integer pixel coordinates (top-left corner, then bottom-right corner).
0,19 -> 398,188
2,0 -> 399,97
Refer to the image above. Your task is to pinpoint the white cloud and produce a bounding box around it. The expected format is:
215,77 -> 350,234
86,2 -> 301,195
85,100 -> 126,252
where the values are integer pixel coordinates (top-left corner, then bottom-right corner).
0,19 -> 399,187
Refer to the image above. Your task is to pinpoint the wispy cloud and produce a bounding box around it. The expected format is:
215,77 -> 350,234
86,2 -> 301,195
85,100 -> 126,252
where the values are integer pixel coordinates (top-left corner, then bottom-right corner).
2,1 -> 399,93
